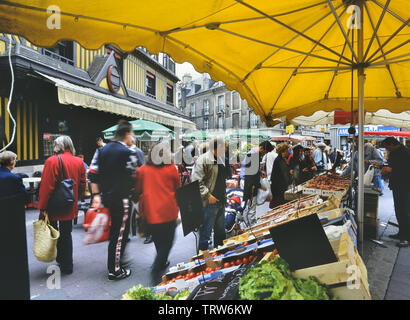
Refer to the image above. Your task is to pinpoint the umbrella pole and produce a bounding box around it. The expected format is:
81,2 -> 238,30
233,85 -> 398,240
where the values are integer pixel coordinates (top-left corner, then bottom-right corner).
357,1 -> 365,256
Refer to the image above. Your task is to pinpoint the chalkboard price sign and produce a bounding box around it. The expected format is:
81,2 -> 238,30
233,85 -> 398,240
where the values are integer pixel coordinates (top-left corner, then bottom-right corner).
188,265 -> 252,300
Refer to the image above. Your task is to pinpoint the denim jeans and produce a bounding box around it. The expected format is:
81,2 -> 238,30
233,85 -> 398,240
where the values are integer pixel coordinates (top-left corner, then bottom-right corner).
198,202 -> 226,251
372,174 -> 384,195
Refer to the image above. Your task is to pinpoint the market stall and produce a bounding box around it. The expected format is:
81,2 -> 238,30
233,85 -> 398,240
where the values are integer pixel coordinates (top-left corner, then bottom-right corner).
122,171 -> 369,300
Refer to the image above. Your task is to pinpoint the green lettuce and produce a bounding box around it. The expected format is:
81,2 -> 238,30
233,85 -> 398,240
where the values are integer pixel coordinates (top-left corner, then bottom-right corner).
239,258 -> 333,300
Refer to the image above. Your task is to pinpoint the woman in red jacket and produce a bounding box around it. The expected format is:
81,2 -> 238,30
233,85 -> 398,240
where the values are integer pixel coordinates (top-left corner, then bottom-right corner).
38,136 -> 86,274
135,141 -> 181,286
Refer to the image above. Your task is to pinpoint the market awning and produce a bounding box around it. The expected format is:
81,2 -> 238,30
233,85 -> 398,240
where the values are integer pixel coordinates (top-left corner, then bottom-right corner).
364,130 -> 410,138
36,72 -> 196,131
291,109 -> 410,129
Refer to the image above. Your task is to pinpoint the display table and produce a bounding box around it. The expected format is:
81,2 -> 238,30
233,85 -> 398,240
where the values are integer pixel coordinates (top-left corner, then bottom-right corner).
284,184 -> 303,201
23,177 -> 41,209
123,175 -> 370,300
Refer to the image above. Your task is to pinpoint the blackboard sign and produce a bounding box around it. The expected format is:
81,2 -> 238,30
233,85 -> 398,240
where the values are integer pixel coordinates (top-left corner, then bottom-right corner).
188,265 -> 251,300
176,181 -> 204,236
269,214 -> 338,271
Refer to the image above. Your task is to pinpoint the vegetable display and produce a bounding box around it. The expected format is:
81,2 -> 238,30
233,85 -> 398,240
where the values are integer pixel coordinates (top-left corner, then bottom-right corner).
122,285 -> 190,300
238,257 -> 333,300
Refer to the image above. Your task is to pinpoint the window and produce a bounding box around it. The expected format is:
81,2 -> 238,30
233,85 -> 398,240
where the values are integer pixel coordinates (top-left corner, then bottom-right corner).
44,41 -> 74,65
250,112 -> 258,128
217,95 -> 224,112
218,115 -> 224,129
203,99 -> 209,115
233,113 -> 240,129
203,119 -> 209,130
146,71 -> 156,98
190,102 -> 196,117
233,92 -> 240,110
166,84 -> 174,105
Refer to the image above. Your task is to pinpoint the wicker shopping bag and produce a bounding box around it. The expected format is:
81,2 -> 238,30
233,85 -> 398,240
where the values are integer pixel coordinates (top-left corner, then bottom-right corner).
33,213 -> 60,262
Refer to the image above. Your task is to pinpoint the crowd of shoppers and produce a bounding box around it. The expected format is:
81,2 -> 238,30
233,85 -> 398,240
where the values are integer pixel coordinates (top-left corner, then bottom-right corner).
2,120 -> 408,286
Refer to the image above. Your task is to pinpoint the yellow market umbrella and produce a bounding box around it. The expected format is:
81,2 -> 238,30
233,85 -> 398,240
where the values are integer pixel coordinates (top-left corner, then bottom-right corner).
0,1 -> 408,124
0,0 -> 409,252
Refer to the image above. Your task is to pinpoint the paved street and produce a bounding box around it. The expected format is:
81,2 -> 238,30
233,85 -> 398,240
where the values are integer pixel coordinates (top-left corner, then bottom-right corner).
24,189 -> 410,300
25,201 -> 270,300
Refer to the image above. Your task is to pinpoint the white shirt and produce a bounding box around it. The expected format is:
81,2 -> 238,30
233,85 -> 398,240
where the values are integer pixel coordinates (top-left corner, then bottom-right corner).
266,150 -> 278,181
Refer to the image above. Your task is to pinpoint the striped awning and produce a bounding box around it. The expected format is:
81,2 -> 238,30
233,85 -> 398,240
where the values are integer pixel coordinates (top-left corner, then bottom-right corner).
36,72 -> 196,130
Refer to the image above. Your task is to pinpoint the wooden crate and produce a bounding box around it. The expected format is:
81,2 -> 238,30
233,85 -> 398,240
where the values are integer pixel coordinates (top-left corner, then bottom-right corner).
292,232 -> 371,300
245,195 -> 341,237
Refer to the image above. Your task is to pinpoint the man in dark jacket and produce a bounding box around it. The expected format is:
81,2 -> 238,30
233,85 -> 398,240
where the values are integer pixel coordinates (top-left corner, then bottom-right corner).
90,120 -> 142,280
270,143 -> 292,208
381,137 -> 410,247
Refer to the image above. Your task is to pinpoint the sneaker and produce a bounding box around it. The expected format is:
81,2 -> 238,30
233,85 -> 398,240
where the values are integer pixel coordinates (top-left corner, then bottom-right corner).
108,268 -> 131,281
397,240 -> 410,248
388,233 -> 400,240
144,235 -> 153,244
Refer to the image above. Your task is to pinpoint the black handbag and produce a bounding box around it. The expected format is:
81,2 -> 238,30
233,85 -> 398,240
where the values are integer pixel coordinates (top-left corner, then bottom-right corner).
47,155 -> 75,212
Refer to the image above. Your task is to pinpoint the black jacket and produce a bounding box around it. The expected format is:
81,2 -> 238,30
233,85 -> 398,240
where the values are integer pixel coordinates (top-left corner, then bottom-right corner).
0,167 -> 29,202
387,144 -> 410,191
97,141 -> 139,201
270,155 -> 291,196
243,151 -> 261,202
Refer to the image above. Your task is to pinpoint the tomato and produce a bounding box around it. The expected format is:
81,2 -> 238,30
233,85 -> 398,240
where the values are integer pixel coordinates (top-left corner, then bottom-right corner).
230,261 -> 235,267
243,242 -> 249,246
223,262 -> 230,269
242,257 -> 249,265
235,259 -> 242,266
248,255 -> 254,262
215,267 -> 220,271
273,249 -> 278,255
189,272 -> 195,278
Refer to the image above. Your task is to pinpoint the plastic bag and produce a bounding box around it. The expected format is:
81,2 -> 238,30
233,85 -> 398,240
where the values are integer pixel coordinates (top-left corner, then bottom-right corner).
363,165 -> 375,186
324,220 -> 352,242
256,178 -> 272,205
83,207 -> 111,245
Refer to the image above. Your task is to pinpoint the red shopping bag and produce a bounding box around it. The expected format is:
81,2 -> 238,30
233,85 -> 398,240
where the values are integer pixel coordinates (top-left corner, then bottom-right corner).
83,207 -> 111,245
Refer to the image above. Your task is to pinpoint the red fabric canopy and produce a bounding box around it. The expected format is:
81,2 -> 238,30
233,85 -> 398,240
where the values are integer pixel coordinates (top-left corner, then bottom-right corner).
364,131 -> 410,138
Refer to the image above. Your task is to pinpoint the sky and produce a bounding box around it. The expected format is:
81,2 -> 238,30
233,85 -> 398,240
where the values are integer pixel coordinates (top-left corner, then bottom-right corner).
175,62 -> 202,81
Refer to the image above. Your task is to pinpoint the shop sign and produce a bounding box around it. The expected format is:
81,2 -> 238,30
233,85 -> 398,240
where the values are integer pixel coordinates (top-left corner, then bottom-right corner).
107,65 -> 121,93
302,130 -> 324,137
337,125 -> 400,136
